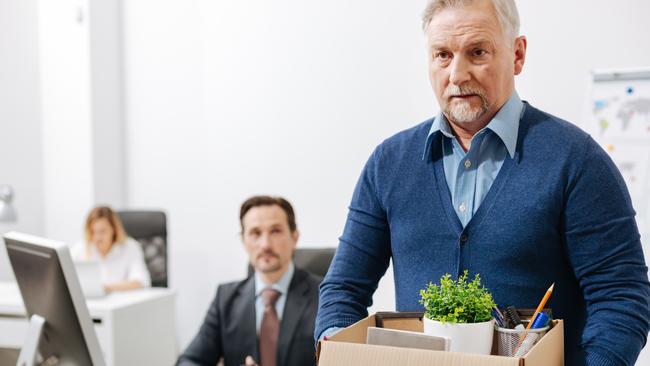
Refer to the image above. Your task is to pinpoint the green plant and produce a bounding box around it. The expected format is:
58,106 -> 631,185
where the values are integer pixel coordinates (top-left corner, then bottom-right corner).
419,270 -> 496,324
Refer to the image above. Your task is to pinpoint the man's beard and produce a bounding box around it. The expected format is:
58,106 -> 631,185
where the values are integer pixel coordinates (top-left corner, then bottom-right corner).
255,250 -> 282,273
442,83 -> 489,124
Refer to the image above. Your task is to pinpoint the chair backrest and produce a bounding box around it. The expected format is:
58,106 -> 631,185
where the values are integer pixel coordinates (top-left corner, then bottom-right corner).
117,210 -> 168,287
247,247 -> 336,279
293,247 -> 336,278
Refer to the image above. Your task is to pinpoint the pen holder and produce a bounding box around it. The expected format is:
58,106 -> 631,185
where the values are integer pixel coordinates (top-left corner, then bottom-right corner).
495,325 -> 549,357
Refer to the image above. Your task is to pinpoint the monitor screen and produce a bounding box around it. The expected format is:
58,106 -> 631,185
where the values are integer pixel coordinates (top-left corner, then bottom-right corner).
3,232 -> 105,366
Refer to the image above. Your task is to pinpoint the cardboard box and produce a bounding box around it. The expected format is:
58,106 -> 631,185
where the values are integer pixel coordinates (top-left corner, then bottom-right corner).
317,312 -> 564,366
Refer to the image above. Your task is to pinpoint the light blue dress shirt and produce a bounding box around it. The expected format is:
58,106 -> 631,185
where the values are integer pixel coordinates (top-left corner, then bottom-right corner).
254,261 -> 294,333
426,92 -> 525,227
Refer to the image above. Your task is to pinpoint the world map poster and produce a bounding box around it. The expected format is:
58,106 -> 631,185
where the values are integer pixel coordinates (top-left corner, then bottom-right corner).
583,69 -> 650,237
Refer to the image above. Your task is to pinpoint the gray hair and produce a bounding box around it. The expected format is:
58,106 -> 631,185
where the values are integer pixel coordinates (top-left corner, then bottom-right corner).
422,0 -> 520,42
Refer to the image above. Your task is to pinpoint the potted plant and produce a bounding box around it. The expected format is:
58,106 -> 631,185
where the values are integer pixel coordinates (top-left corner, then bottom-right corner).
419,270 -> 496,354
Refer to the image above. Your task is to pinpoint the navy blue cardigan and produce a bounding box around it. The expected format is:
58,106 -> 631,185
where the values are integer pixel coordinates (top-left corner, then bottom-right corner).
316,103 -> 650,365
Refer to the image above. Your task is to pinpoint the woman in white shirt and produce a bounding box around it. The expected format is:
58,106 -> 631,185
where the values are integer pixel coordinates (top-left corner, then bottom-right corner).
71,206 -> 151,292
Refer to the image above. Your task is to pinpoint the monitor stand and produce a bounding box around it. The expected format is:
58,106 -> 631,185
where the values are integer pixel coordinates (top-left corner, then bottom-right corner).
17,314 -> 45,366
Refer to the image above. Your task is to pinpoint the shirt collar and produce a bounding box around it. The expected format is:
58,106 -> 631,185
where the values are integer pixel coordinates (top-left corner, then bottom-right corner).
422,91 -> 524,160
255,261 -> 295,297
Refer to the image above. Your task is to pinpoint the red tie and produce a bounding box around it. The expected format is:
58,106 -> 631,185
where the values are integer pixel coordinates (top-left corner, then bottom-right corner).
259,288 -> 281,366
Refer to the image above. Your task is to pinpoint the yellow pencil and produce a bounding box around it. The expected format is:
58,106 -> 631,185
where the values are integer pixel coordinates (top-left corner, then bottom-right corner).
526,283 -> 554,330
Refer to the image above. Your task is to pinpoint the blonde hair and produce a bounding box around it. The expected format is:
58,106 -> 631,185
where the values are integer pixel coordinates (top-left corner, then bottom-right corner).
422,0 -> 520,42
84,206 -> 128,245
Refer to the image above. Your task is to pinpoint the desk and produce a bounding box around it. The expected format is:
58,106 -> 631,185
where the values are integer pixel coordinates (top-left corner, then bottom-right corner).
0,281 -> 178,366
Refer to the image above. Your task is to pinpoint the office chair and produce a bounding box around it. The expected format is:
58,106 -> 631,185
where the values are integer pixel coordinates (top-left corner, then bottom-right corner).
117,210 -> 168,287
247,247 -> 336,278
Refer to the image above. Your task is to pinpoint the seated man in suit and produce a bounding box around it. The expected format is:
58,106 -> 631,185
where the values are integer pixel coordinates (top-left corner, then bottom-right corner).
177,196 -> 321,366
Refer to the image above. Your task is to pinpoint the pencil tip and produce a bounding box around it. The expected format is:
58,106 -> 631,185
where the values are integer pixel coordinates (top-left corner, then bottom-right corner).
549,283 -> 555,291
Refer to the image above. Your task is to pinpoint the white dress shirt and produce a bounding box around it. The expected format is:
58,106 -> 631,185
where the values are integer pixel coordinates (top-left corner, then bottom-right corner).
70,237 -> 152,287
254,262 -> 294,333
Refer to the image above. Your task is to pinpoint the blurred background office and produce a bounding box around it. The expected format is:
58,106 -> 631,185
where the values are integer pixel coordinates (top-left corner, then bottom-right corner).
1,0 -> 650,363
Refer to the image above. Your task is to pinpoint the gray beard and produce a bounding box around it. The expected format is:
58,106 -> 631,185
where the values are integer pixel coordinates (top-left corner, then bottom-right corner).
444,99 -> 489,124
442,83 -> 490,124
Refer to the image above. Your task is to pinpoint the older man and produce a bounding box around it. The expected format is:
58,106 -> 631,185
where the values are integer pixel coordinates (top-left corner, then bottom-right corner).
315,1 -> 650,365
178,196 -> 320,366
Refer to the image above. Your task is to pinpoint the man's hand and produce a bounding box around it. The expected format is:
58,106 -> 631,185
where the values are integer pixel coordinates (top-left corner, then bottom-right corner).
244,356 -> 258,366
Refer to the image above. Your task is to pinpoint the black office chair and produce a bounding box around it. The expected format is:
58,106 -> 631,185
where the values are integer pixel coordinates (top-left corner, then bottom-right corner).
117,210 -> 168,288
247,247 -> 336,278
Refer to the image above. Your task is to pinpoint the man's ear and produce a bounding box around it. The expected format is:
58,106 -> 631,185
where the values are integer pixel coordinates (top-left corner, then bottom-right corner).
291,230 -> 300,248
513,36 -> 527,75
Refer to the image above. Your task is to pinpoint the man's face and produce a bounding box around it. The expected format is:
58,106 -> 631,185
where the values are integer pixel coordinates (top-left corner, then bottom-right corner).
241,205 -> 298,275
426,0 -> 526,127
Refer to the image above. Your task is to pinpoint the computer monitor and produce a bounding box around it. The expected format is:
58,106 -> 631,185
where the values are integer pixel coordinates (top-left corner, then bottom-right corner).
3,231 -> 105,366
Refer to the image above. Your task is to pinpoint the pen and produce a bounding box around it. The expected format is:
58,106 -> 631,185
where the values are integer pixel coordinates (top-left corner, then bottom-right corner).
530,312 -> 550,329
494,307 -> 505,322
526,283 -> 554,330
492,308 -> 505,327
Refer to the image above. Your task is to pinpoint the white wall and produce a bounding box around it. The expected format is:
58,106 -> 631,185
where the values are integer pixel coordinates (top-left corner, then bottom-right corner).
517,1 -> 650,122
122,1 -> 650,361
0,0 -> 44,281
39,0 -> 126,245
0,0 -> 126,277
38,0 -> 95,245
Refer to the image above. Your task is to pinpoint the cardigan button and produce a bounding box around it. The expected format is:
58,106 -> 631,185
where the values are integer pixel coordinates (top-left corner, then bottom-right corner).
460,233 -> 468,243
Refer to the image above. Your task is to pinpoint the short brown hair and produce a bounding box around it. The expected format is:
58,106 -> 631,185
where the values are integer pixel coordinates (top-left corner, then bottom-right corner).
239,196 -> 297,233
84,206 -> 128,245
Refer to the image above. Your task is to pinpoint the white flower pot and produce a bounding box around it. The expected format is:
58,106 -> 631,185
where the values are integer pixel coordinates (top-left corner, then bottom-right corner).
423,317 -> 495,355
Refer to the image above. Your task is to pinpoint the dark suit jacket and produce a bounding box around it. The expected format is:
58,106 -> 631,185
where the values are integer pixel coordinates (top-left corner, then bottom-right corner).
177,267 -> 321,366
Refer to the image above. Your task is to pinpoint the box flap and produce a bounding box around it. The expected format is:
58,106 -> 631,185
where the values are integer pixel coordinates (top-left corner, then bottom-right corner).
377,316 -> 424,333
317,315 -> 377,362
318,342 -> 519,366
329,315 -> 376,344
523,320 -> 563,366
